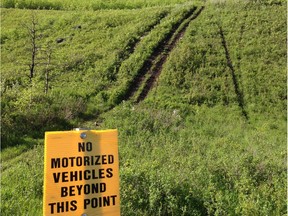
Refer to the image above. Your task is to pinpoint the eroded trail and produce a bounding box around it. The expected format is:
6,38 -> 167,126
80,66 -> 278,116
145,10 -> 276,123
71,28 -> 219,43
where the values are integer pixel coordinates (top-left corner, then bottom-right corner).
125,6 -> 205,103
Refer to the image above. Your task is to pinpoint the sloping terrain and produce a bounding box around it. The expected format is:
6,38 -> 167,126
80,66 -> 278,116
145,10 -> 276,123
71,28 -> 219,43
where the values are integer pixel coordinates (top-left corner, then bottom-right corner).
133,6 -> 205,103
1,0 -> 286,215
1,3 -> 197,143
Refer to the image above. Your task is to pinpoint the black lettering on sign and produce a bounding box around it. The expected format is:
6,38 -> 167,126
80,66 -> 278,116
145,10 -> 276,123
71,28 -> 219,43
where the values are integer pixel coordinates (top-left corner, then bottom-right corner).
48,203 -> 56,214
84,170 -> 91,180
62,172 -> 69,182
48,200 -> 77,214
70,200 -> 77,211
52,172 -> 69,183
61,186 -> 69,197
68,157 -> 75,167
106,168 -> 113,178
53,168 -> 114,183
83,195 -> 117,209
70,171 -> 78,181
62,158 -> 68,167
53,172 -> 61,183
108,154 -> 114,164
61,183 -> 106,197
84,156 -> 90,166
51,158 -> 60,169
50,155 -> 114,168
95,155 -> 101,165
78,142 -> 92,152
98,169 -> 105,178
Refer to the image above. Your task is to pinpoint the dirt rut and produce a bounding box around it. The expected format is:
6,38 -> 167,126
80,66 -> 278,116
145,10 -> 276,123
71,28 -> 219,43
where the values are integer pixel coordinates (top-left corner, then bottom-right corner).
124,6 -> 205,103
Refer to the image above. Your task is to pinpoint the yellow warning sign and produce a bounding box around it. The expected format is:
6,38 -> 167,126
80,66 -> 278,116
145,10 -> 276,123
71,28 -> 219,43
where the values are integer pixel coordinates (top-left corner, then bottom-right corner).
43,129 -> 120,216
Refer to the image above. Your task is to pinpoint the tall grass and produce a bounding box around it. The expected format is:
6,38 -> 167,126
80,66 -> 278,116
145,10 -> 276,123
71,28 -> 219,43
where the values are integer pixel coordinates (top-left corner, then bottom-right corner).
1,6 -> 172,146
148,2 -> 286,120
1,0 -> 194,10
1,1 -> 286,215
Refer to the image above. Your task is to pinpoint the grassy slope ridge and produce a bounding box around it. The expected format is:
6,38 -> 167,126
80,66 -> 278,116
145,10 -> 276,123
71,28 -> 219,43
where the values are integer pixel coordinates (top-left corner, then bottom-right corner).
1,0 -> 192,10
1,0 -> 287,215
1,5 -> 178,145
148,2 -> 286,118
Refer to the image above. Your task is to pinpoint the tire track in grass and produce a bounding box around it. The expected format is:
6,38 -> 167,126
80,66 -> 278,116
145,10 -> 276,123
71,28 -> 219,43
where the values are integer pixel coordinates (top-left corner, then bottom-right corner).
82,6 -> 204,126
85,11 -> 169,102
103,11 -> 169,82
124,6 -> 205,103
121,11 -> 169,58
218,25 -> 249,120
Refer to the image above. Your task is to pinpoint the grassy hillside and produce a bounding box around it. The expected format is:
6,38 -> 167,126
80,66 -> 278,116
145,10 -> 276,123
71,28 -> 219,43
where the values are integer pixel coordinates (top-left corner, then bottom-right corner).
1,2 -> 199,146
1,0 -> 192,10
1,0 -> 286,215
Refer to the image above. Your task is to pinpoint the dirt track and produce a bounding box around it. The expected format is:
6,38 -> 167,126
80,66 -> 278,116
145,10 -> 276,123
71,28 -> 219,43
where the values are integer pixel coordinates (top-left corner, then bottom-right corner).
123,6 -> 205,103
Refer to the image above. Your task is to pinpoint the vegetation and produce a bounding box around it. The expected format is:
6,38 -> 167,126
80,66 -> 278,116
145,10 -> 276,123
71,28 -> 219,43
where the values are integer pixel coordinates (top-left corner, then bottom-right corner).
1,0 -> 286,215
1,5 -> 176,145
1,0 -> 192,10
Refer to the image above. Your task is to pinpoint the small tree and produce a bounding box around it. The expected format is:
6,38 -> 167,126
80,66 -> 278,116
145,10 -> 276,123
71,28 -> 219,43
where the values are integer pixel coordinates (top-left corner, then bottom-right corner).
23,11 -> 40,83
23,12 -> 56,94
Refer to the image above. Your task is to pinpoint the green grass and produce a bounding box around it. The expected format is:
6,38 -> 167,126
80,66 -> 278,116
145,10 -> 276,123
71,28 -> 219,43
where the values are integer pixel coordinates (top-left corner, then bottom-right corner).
1,142 -> 44,215
2,102 -> 285,215
147,2 -> 286,119
1,0 -> 195,10
1,5 -> 179,144
99,102 -> 286,215
1,0 -> 286,215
